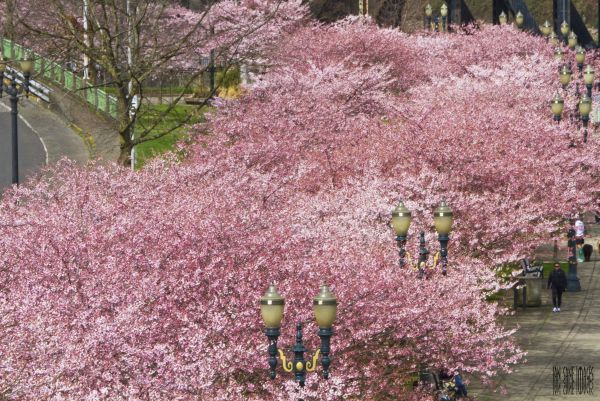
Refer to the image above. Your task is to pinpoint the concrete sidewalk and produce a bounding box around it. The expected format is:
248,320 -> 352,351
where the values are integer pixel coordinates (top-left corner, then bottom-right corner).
472,225 -> 600,400
1,97 -> 89,165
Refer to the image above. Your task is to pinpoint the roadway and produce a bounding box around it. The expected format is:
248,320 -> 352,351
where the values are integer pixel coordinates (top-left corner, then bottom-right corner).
0,110 -> 46,193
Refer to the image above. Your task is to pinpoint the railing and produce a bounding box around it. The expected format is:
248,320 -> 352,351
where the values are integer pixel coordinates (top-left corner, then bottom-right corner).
3,66 -> 52,102
1,39 -> 119,119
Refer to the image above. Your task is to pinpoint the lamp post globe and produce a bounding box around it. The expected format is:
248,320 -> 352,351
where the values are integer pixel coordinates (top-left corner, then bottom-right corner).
579,93 -> 592,123
425,3 -> 432,17
554,47 -> 564,61
549,31 -> 559,45
568,31 -> 578,49
551,92 -> 564,122
260,284 -> 285,329
391,201 -> 412,238
19,59 -> 34,74
515,11 -> 524,28
541,20 -> 551,36
499,11 -> 507,25
313,284 -> 337,329
559,64 -> 572,88
440,3 -> 448,17
434,201 -> 454,236
560,21 -> 569,37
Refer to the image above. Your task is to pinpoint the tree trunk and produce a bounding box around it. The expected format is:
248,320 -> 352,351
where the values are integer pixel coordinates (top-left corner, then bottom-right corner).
118,146 -> 132,166
118,119 -> 133,167
4,0 -> 15,41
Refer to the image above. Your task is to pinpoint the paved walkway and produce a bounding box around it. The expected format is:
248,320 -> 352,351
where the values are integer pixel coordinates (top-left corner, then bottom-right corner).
472,223 -> 600,400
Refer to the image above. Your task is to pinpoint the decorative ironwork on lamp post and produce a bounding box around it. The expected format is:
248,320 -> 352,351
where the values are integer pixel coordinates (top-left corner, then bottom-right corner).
260,283 -> 337,399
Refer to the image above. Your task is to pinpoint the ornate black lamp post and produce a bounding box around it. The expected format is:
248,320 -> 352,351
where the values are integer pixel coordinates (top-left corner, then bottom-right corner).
392,201 -> 454,276
551,92 -> 564,122
424,4 -> 432,30
440,3 -> 448,32
260,283 -> 337,397
0,58 -> 34,185
583,65 -> 595,98
579,92 -> 591,142
567,228 -> 582,292
575,46 -> 585,73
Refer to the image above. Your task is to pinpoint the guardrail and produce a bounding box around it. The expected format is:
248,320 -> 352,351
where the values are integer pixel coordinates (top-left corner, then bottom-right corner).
3,66 -> 52,102
1,39 -> 119,119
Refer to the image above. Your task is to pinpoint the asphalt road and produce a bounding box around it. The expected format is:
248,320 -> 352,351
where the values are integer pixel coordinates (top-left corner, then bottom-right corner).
0,111 -> 46,193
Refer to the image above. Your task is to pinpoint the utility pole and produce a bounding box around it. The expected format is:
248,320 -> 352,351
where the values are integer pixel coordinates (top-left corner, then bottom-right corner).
127,0 -> 139,169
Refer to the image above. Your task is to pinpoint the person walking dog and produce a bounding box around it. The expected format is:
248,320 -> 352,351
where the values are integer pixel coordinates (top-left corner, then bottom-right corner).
548,263 -> 567,312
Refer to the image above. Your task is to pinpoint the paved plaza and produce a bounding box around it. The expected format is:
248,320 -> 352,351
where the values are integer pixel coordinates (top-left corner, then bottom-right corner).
473,224 -> 600,400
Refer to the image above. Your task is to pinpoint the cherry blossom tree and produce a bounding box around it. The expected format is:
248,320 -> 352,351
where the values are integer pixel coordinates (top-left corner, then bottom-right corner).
0,0 -> 308,165
0,18 -> 599,401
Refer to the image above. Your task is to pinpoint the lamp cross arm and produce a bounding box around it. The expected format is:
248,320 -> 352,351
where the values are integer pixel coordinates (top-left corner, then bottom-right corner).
277,348 -> 321,373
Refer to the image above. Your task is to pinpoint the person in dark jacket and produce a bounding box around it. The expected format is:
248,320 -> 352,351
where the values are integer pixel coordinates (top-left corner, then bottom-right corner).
548,263 -> 567,312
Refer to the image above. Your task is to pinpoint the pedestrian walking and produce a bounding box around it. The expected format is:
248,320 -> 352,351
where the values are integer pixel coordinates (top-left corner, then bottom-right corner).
548,263 -> 567,312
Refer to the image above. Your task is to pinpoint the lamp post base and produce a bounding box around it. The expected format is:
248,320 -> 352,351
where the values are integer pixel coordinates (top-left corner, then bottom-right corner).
567,260 -> 581,292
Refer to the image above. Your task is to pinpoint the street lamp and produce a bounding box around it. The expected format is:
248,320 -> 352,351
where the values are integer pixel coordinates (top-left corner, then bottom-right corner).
515,11 -> 524,29
391,201 -> 411,267
260,283 -> 337,391
551,92 -> 564,122
584,64 -> 595,97
554,47 -> 564,62
560,21 -> 569,42
424,3 -> 448,32
392,200 -> 454,276
575,46 -> 586,72
568,31 -> 577,49
499,11 -> 507,25
559,64 -> 572,89
440,3 -> 448,32
0,58 -> 33,185
541,20 -> 552,37
424,4 -> 432,30
549,31 -> 559,45
579,92 -> 591,141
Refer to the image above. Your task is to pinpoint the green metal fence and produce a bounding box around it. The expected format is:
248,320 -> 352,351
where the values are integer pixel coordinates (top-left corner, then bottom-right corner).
1,39 -> 119,119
